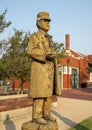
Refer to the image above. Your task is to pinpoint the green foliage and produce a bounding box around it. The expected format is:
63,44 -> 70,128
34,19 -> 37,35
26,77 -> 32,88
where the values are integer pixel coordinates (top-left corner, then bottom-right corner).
69,117 -> 92,130
0,39 -> 9,57
54,42 -> 64,53
0,9 -> 11,57
0,9 -> 11,33
0,29 -> 31,81
53,42 -> 66,60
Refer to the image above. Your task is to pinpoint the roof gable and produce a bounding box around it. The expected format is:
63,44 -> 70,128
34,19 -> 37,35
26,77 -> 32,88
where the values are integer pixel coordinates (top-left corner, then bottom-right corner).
65,49 -> 85,59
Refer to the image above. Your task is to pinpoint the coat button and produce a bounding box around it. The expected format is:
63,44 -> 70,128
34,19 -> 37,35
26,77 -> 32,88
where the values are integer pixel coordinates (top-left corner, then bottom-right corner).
48,68 -> 51,71
48,75 -> 52,79
48,85 -> 52,88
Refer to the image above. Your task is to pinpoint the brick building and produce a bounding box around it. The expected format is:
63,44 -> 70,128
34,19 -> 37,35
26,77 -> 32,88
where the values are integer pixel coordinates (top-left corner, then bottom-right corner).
58,34 -> 92,89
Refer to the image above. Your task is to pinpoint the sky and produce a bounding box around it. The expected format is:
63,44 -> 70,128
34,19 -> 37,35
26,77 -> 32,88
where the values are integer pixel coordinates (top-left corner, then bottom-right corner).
0,0 -> 92,55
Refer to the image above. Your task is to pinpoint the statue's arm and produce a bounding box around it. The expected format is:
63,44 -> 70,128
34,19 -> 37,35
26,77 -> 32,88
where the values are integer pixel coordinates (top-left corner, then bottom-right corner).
27,34 -> 46,63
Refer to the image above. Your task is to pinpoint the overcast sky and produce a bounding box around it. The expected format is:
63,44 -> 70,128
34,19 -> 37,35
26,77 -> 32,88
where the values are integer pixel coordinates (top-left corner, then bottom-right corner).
0,0 -> 92,55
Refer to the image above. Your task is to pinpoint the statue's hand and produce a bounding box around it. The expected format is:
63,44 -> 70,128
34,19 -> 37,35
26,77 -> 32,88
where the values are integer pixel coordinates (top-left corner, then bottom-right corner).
46,53 -> 56,61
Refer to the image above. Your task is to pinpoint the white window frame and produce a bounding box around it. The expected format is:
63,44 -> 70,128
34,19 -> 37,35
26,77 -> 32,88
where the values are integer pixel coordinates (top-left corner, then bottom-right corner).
63,66 -> 71,74
90,73 -> 92,81
63,66 -> 67,74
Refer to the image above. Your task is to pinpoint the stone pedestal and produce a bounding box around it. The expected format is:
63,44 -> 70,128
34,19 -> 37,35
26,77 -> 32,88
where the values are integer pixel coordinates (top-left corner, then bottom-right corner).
21,120 -> 58,130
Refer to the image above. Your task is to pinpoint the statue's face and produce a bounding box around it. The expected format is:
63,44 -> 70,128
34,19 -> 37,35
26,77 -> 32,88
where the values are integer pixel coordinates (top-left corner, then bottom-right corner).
37,19 -> 50,31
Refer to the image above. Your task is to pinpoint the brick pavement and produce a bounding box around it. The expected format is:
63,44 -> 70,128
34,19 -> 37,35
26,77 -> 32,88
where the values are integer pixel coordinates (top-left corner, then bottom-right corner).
61,88 -> 92,101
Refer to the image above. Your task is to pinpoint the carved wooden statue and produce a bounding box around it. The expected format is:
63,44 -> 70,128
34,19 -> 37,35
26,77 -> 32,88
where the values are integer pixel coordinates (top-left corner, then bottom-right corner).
22,11 -> 61,130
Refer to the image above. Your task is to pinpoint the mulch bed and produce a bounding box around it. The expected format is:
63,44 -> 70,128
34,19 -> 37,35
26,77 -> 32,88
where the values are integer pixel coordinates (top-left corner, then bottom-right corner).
0,95 -> 57,112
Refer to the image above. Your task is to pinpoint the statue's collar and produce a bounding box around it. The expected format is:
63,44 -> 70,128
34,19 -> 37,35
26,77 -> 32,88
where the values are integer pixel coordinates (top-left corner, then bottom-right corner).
38,30 -> 47,36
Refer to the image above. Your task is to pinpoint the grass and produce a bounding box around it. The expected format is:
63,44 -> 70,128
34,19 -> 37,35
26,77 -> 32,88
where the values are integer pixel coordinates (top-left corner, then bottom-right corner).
69,117 -> 92,130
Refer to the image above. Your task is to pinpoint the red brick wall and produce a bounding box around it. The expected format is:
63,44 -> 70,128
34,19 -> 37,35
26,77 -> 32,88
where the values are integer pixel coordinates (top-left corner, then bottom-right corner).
63,74 -> 72,89
59,55 -> 89,89
9,79 -> 30,90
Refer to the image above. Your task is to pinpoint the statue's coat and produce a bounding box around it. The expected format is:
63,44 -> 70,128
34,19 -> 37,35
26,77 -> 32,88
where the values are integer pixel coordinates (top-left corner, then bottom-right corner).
27,30 -> 61,98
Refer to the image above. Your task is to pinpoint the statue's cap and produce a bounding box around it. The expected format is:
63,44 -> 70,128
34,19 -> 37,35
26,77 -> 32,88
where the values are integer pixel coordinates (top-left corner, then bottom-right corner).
37,11 -> 51,21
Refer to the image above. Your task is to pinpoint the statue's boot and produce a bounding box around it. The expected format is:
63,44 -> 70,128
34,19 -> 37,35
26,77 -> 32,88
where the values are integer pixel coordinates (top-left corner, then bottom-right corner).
33,117 -> 47,124
44,114 -> 56,122
32,98 -> 47,124
43,97 -> 56,122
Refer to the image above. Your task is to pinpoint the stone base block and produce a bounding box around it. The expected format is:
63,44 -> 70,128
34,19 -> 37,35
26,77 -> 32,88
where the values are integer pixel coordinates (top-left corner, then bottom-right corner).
22,120 -> 58,130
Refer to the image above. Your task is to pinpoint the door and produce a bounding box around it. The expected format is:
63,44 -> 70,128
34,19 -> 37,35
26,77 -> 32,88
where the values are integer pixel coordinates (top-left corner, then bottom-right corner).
58,66 -> 62,89
72,68 -> 78,88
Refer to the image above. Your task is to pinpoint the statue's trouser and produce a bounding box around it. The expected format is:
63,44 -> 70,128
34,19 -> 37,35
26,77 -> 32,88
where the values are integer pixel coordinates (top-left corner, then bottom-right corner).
32,96 -> 51,119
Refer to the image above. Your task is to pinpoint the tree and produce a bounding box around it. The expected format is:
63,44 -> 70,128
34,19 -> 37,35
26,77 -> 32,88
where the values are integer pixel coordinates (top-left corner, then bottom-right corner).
0,29 -> 30,94
0,9 -> 11,33
0,9 -> 11,58
53,42 -> 66,61
54,42 -> 64,53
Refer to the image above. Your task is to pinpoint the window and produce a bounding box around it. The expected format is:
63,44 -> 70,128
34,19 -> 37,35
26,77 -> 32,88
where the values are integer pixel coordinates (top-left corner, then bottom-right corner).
90,73 -> 92,81
63,66 -> 67,74
63,66 -> 71,74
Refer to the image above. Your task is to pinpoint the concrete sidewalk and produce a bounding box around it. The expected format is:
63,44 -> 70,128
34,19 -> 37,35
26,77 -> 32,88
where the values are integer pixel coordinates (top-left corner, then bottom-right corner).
0,97 -> 92,130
